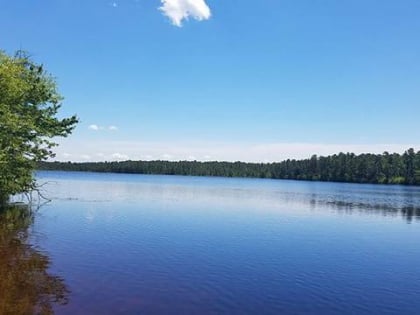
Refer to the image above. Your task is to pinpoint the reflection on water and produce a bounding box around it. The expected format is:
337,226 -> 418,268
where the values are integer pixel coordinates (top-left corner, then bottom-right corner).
0,205 -> 69,315
33,171 -> 420,315
308,197 -> 420,223
401,206 -> 420,223
39,171 -> 420,223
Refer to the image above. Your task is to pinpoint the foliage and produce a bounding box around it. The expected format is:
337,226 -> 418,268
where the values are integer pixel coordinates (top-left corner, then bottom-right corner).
0,51 -> 78,205
39,149 -> 420,185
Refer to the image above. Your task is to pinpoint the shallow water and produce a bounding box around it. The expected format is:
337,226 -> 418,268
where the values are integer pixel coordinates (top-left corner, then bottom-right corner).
3,171 -> 420,314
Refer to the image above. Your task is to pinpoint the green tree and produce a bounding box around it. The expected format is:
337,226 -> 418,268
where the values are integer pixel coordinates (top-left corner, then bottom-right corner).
415,150 -> 420,184
0,51 -> 78,206
403,148 -> 416,185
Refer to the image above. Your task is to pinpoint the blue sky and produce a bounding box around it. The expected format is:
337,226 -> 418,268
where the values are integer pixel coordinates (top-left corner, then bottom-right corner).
1,0 -> 419,162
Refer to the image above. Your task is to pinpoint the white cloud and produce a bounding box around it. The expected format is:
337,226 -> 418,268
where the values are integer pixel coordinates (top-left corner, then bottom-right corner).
88,124 -> 118,131
88,124 -> 100,131
159,0 -> 211,27
161,153 -> 174,160
80,154 -> 92,160
53,140 -> 420,163
111,153 -> 129,160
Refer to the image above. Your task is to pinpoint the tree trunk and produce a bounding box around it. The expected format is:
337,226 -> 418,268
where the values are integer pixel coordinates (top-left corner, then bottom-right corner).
0,193 -> 9,210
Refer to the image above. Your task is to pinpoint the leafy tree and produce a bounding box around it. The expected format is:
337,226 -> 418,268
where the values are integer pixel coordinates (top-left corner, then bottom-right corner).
403,148 -> 416,185
0,51 -> 78,206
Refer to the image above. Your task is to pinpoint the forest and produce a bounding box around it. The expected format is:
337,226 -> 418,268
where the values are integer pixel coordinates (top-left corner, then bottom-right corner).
38,148 -> 420,185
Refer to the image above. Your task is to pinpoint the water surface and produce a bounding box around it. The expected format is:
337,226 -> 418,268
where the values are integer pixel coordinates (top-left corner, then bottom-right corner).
6,171 -> 420,314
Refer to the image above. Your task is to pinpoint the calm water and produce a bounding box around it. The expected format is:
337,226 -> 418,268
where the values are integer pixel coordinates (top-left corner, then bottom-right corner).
2,171 -> 420,314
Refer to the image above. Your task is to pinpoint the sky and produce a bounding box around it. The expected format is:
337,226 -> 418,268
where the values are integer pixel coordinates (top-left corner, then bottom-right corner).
1,0 -> 420,162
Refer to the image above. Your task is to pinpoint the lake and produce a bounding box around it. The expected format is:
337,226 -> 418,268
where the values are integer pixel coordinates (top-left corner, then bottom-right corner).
2,171 -> 420,314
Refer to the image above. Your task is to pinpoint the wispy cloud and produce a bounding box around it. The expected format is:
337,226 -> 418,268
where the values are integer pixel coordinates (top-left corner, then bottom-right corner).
112,153 -> 129,160
52,140 -> 420,163
88,124 -> 100,131
80,154 -> 92,160
159,0 -> 211,27
88,124 -> 118,131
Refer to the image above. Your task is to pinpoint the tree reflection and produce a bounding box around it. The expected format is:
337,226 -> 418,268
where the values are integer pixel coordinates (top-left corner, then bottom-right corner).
308,197 -> 420,223
0,205 -> 69,315
401,206 -> 420,223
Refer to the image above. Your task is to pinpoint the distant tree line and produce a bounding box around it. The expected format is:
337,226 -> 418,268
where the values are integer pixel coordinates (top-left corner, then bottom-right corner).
38,148 -> 420,185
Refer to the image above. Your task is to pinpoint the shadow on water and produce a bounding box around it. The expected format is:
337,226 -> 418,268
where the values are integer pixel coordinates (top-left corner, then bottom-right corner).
0,204 -> 69,315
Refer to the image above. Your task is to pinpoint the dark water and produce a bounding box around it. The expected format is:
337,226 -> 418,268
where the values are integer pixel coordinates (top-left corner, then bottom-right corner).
2,171 -> 420,315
